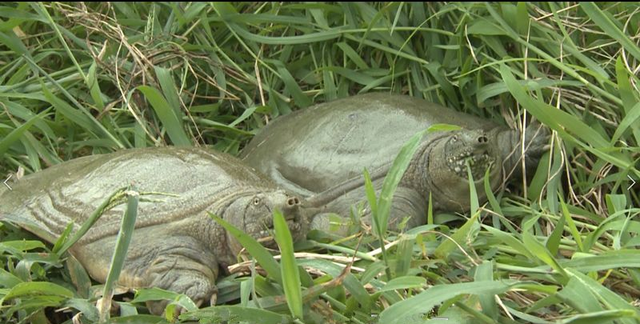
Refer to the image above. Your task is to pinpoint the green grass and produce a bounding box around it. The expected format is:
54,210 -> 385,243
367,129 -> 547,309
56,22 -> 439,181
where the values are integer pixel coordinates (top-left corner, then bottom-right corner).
1,2 -> 639,323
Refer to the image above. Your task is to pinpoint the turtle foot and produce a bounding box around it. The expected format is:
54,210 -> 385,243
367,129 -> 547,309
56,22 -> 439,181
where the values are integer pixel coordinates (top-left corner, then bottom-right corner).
142,241 -> 219,315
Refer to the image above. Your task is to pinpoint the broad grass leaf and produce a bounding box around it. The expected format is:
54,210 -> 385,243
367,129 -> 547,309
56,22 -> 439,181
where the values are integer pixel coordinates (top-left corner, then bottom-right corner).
189,117 -> 253,136
474,261 -> 498,320
0,30 -> 32,59
560,250 -> 640,272
466,161 -> 479,216
425,62 -> 460,109
546,210 -> 565,256
323,66 -> 376,85
209,213 -> 282,286
63,298 -> 99,322
0,3 -> 40,31
393,234 -> 414,277
0,269 -> 22,288
154,66 -> 182,116
583,208 -> 628,252
53,186 -> 131,256
560,196 -> 584,252
183,305 -> 292,324
1,240 -> 47,252
65,255 -> 92,299
273,209 -> 303,319
580,3 -> 640,62
566,269 -> 640,324
270,60 -> 312,108
51,223 -> 73,256
2,281 -> 74,300
2,100 -> 54,139
379,276 -> 426,293
434,212 -> 480,259
100,188 -> 140,322
137,85 -> 191,146
616,56 -> 640,109
499,64 -> 637,178
374,128 -> 429,237
297,258 -> 372,310
108,315 -> 169,324
87,61 -> 105,110
611,102 -> 640,145
320,61 -> 338,101
232,22 -> 342,45
467,19 -> 505,36
360,261 -> 386,286
228,106 -> 256,128
42,86 -> 99,135
556,277 -> 604,314
336,42 -> 369,69
378,280 -> 517,324
0,109 -> 46,158
559,310 -> 639,324
522,231 -> 567,278
131,287 -> 181,303
428,123 -> 462,132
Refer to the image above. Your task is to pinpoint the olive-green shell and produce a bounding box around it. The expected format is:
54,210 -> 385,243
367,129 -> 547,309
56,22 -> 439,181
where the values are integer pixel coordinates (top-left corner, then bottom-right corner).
241,92 -> 503,196
0,147 -> 275,244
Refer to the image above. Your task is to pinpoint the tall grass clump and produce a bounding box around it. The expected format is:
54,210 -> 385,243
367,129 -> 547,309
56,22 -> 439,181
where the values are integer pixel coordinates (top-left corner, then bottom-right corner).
1,2 -> 639,323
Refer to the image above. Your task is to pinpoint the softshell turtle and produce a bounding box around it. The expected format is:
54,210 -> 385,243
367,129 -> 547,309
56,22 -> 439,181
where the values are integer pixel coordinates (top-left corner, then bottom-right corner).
0,147 -> 307,314
241,93 -> 548,233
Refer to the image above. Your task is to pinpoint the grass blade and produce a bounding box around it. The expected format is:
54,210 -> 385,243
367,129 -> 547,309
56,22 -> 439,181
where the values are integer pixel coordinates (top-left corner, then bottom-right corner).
580,3 -> 640,62
154,66 -> 182,117
209,213 -> 282,286
522,231 -> 568,278
98,187 -> 139,323
273,209 -> 303,319
53,186 -> 130,256
137,85 -> 192,146
474,261 -> 498,320
31,3 -> 86,81
183,305 -> 292,324
374,127 -> 428,237
565,269 -> 640,324
434,211 -> 480,259
0,109 -> 47,158
499,64 -> 638,178
379,280 -> 517,324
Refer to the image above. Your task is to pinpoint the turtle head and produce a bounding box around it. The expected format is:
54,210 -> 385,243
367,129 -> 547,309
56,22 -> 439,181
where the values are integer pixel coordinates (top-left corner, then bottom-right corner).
225,190 -> 308,254
444,129 -> 497,181
425,129 -> 502,212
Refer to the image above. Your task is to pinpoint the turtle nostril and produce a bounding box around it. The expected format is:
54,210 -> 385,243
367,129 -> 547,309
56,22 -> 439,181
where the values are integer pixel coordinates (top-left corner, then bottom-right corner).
478,135 -> 488,144
287,197 -> 300,206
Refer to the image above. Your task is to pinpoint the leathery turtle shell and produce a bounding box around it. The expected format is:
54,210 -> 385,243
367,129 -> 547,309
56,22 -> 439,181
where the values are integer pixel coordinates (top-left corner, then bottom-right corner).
0,147 -> 307,314
240,93 -> 548,233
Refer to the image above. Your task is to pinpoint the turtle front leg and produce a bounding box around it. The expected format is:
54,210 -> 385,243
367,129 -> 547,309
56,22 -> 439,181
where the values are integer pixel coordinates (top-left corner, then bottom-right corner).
141,235 -> 220,315
376,186 -> 428,231
76,233 -> 220,315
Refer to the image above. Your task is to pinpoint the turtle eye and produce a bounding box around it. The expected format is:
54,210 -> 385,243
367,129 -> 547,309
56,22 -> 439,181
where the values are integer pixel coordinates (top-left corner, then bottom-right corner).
252,197 -> 261,206
451,135 -> 458,142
